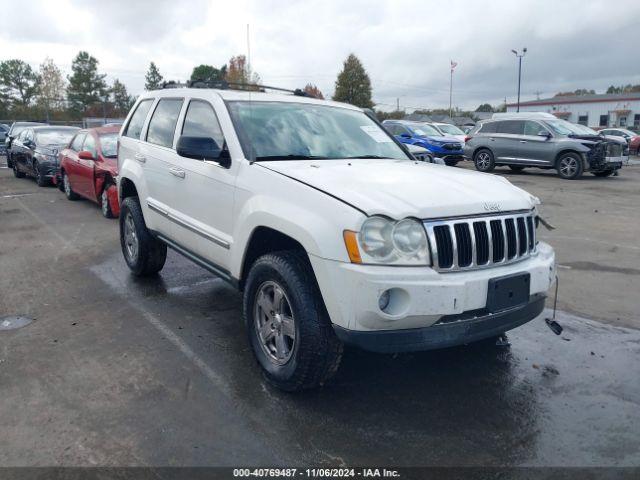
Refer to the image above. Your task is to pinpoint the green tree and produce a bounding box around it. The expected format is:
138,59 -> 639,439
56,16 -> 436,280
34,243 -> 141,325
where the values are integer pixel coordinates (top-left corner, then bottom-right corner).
332,54 -> 373,109
66,51 -> 107,114
190,64 -> 227,83
0,59 -> 40,108
36,58 -> 66,118
144,62 -> 163,90
111,78 -> 135,114
475,103 -> 493,112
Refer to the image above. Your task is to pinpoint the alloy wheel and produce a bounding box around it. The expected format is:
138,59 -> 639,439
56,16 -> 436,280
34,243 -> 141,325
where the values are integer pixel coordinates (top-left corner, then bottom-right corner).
477,152 -> 490,169
101,189 -> 109,216
64,174 -> 71,197
559,157 -> 578,177
253,280 -> 296,365
123,212 -> 139,263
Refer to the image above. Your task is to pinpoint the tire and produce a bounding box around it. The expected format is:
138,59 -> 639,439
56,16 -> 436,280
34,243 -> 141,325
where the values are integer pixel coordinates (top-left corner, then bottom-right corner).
444,159 -> 459,167
6,153 -> 13,169
62,171 -> 79,200
12,160 -> 25,178
592,170 -> 614,177
100,184 -> 115,218
33,161 -> 48,187
509,165 -> 525,172
243,251 -> 343,391
474,149 -> 495,172
556,152 -> 584,180
119,196 -> 167,276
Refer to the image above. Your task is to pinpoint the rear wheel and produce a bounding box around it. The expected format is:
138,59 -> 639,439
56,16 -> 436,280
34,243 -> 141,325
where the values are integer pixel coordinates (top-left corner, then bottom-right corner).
12,161 -> 25,178
119,196 -> 167,276
592,170 -> 614,177
243,251 -> 343,391
556,153 -> 583,180
62,171 -> 79,200
444,158 -> 459,167
474,149 -> 495,172
509,165 -> 525,172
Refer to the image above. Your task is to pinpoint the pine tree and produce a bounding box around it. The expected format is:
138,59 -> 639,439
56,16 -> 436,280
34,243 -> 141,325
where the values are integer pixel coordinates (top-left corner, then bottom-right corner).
66,51 -> 107,114
112,79 -> 135,114
332,54 -> 373,109
0,59 -> 41,108
145,62 -> 163,90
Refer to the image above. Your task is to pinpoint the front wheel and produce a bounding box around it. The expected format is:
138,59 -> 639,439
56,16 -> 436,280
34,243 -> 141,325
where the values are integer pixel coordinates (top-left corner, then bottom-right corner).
12,161 -> 25,178
119,196 -> 167,276
243,251 -> 343,391
556,153 -> 584,180
101,185 -> 116,218
444,158 -> 459,167
33,161 -> 48,187
474,149 -> 495,172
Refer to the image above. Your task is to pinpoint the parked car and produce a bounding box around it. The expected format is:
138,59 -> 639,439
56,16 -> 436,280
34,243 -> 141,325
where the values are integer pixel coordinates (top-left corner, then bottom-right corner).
382,120 -> 464,166
572,124 -> 629,162
5,121 -> 47,168
599,127 -> 640,155
57,126 -> 121,218
11,126 -> 79,186
429,122 -> 467,144
0,124 -> 9,156
406,143 -> 438,163
116,85 -> 555,391
464,113 -> 624,179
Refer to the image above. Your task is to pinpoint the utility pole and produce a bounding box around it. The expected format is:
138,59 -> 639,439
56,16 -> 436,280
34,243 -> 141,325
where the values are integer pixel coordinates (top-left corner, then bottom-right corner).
511,48 -> 527,112
396,97 -> 400,111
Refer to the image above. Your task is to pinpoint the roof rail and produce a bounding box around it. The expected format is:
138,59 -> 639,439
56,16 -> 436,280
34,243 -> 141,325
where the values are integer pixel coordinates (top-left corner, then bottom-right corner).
160,79 -> 311,97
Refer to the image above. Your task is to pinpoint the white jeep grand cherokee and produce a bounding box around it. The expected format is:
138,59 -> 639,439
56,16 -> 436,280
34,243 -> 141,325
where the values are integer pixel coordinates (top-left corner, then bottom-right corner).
117,85 -> 555,391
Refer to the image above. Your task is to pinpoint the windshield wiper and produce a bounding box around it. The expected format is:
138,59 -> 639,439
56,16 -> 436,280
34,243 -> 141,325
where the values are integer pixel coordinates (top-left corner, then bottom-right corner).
343,155 -> 390,159
253,154 -> 328,161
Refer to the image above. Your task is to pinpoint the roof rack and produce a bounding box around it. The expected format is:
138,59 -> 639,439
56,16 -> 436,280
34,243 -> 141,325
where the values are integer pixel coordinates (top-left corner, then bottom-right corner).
160,79 -> 311,97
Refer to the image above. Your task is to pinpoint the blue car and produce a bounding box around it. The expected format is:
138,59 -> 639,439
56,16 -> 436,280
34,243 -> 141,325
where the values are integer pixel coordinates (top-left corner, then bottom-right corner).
382,120 -> 464,166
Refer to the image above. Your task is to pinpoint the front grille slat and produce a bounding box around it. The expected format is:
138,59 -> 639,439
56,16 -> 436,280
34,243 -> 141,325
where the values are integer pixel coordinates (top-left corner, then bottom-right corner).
425,212 -> 536,272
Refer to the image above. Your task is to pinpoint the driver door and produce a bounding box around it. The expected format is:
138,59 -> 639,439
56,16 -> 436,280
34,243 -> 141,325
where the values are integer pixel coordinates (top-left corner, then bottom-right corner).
76,133 -> 98,199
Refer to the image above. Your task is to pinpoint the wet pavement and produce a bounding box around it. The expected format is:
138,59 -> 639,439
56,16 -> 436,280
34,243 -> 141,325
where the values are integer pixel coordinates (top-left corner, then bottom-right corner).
1,161 -> 640,467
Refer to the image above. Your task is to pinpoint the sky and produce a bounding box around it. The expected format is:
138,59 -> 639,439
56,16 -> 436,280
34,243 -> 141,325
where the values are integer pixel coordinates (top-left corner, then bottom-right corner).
1,0 -> 639,112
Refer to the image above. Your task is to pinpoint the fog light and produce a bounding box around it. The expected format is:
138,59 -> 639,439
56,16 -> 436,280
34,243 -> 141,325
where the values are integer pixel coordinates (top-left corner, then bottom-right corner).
378,290 -> 391,312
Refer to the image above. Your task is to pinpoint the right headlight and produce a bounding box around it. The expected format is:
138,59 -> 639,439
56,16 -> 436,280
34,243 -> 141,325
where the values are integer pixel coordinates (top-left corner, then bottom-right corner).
344,216 -> 430,266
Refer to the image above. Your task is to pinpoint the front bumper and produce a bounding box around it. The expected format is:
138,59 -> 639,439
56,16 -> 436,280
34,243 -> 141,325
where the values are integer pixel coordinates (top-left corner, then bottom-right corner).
334,293 -> 545,353
310,242 -> 555,351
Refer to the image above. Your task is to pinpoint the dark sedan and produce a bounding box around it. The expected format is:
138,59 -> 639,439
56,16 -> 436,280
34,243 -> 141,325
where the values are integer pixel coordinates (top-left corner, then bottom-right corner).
11,126 -> 79,186
5,121 -> 47,167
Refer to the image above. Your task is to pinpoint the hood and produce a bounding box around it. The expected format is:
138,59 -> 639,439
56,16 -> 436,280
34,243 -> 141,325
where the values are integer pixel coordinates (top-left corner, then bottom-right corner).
36,144 -> 66,156
260,159 -> 536,219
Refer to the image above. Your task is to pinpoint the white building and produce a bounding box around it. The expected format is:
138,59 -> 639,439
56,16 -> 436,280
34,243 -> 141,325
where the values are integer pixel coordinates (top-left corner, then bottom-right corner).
506,92 -> 640,129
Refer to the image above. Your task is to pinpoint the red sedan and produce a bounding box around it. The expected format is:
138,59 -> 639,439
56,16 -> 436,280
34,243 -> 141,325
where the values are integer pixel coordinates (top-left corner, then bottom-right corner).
57,126 -> 121,218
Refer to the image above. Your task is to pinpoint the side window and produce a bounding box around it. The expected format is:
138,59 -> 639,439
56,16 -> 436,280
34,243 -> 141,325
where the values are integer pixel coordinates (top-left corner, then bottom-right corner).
524,121 -> 546,136
479,122 -> 497,134
124,99 -> 153,139
83,134 -> 97,157
386,124 -> 399,135
146,98 -> 184,148
181,100 -> 225,148
497,120 -> 524,135
397,126 -> 410,136
70,133 -> 86,152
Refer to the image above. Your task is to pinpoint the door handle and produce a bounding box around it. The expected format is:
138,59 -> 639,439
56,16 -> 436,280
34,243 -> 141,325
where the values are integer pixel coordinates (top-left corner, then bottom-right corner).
134,153 -> 146,163
169,167 -> 185,179
520,140 -> 527,143
489,137 -> 495,141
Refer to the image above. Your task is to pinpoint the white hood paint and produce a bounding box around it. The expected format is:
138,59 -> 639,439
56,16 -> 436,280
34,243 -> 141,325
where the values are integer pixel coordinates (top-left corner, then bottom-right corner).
261,159 -> 535,219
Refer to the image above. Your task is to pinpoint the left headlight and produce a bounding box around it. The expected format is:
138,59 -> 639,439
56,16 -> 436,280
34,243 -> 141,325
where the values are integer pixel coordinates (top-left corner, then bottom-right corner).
343,216 -> 430,266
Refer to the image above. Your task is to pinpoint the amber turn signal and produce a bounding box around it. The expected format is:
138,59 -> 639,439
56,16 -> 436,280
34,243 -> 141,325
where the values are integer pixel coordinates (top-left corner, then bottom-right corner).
343,230 -> 362,264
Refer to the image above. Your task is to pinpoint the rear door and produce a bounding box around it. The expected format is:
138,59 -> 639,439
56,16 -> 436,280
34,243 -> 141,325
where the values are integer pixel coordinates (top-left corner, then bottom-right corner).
169,97 -> 236,269
494,120 -> 525,162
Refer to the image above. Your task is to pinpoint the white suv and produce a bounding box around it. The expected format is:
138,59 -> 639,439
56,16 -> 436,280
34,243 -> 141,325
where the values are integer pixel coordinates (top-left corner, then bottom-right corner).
117,85 -> 556,391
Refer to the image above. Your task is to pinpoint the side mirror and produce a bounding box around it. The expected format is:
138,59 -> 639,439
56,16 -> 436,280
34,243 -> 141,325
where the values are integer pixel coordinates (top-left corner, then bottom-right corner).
78,150 -> 95,160
537,131 -> 551,139
177,135 -> 224,163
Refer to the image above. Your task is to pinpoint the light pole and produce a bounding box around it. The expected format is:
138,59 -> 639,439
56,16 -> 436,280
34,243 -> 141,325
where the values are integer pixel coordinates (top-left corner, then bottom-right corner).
511,47 -> 527,112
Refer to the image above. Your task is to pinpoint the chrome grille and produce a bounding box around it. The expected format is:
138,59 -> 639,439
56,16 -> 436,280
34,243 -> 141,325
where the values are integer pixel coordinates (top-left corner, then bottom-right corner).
424,211 -> 537,272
